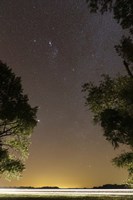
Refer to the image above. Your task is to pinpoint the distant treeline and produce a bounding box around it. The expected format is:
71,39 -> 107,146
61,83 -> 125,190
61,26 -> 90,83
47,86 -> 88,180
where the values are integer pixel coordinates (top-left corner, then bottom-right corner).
93,184 -> 130,189
0,186 -> 59,189
0,184 -> 131,189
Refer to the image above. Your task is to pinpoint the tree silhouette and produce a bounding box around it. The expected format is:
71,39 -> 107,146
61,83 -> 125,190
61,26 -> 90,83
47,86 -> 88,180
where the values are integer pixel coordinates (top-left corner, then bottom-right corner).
84,1 -> 133,183
83,74 -> 133,183
86,0 -> 133,31
86,0 -> 133,76
0,61 -> 37,180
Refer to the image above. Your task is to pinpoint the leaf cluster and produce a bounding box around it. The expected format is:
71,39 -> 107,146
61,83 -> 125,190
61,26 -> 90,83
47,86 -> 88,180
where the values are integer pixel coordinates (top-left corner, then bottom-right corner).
83,75 -> 133,148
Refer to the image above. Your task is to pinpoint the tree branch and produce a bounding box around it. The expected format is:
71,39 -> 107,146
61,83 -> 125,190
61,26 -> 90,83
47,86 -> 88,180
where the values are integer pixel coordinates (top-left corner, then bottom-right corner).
123,60 -> 133,79
0,125 -> 19,137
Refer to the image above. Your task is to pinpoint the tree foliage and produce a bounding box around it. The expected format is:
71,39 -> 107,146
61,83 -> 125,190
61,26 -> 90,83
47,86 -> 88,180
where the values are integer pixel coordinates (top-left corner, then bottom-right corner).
83,75 -> 133,146
86,0 -> 133,76
86,0 -> 133,31
83,74 -> 133,183
84,0 -> 133,183
0,61 -> 37,180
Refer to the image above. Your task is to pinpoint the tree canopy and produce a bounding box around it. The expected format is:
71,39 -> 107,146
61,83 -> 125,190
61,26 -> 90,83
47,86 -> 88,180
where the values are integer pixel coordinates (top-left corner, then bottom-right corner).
84,1 -> 133,183
86,0 -> 133,31
83,74 -> 133,183
86,0 -> 133,76
0,61 -> 37,180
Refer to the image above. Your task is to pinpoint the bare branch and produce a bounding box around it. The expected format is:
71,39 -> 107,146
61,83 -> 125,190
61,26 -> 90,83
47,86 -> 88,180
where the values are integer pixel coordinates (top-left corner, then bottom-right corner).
0,125 -> 19,137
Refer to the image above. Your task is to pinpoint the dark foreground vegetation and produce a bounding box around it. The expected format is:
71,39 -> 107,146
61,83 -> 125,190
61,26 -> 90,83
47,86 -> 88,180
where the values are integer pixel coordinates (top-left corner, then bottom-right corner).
0,195 -> 133,200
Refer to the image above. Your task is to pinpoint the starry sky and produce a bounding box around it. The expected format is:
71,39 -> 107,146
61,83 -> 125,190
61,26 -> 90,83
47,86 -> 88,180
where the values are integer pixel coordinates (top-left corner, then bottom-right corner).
0,0 -> 129,188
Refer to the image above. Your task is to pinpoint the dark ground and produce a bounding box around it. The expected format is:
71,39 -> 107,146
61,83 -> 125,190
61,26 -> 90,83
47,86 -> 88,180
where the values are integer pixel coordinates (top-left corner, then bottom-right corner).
0,195 -> 133,200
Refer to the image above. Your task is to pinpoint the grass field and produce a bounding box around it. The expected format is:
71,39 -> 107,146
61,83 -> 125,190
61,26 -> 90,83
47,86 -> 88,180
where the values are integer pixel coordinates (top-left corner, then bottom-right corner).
0,195 -> 133,200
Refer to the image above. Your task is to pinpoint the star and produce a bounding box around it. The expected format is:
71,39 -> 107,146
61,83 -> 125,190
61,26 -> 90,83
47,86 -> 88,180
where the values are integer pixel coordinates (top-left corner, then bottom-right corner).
48,41 -> 52,47
72,68 -> 75,72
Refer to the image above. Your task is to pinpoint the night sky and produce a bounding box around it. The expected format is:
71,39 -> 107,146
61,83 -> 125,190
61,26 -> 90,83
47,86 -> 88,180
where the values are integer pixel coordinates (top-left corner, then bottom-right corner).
0,0 -> 128,188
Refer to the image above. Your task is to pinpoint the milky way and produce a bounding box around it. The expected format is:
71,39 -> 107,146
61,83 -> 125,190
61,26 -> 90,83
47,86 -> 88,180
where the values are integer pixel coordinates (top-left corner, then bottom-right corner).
0,0 -> 127,188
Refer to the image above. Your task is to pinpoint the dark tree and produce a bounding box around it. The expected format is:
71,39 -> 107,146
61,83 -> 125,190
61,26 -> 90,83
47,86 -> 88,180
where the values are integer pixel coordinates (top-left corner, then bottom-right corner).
83,75 -> 133,183
0,61 -> 37,180
86,0 -> 133,76
84,1 -> 133,183
86,0 -> 133,31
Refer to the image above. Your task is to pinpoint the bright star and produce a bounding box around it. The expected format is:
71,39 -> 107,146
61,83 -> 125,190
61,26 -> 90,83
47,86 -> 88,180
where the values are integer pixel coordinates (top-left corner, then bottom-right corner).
48,41 -> 52,47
